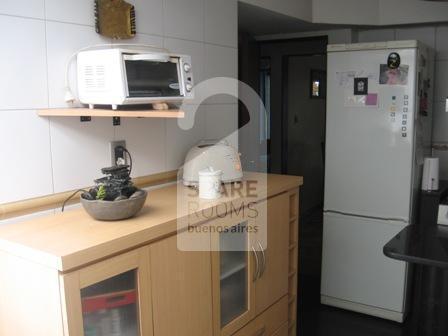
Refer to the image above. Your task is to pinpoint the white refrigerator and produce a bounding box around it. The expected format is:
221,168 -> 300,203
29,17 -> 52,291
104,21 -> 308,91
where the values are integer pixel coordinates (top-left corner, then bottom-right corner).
321,41 -> 433,322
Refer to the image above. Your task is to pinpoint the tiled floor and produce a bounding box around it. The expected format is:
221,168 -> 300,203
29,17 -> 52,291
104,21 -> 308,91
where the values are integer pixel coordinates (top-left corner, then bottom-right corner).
296,208 -> 407,336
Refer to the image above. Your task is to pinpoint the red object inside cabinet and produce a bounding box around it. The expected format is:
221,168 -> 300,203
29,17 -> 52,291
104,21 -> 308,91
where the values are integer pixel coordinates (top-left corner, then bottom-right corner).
82,290 -> 137,313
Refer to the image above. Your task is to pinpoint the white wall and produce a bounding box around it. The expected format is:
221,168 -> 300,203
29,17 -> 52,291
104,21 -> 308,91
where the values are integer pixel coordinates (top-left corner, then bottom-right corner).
312,0 -> 379,26
312,0 -> 448,26
378,0 -> 448,26
0,0 -> 238,206
240,0 -> 312,22
357,25 -> 448,178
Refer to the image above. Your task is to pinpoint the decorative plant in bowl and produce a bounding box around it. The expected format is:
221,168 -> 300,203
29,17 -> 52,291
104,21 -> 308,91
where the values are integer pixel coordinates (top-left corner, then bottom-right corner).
80,165 -> 147,221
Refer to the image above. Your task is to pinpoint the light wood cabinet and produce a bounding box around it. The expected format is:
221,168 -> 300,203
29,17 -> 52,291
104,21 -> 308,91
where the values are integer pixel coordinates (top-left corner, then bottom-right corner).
287,191 -> 300,336
210,210 -> 258,336
211,193 -> 293,336
254,194 -> 290,315
150,235 -> 213,336
232,296 -> 288,336
0,173 -> 302,336
272,323 -> 289,336
60,247 -> 153,336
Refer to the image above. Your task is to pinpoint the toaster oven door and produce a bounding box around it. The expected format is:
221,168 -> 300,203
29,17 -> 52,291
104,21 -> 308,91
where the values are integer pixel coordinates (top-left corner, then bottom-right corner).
123,54 -> 182,98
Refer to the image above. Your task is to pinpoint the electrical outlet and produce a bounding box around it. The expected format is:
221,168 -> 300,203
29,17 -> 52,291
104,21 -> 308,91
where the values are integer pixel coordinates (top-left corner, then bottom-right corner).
110,140 -> 127,166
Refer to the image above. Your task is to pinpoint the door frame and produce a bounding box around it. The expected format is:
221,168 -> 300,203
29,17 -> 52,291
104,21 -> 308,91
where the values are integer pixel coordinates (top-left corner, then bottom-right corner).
281,50 -> 328,174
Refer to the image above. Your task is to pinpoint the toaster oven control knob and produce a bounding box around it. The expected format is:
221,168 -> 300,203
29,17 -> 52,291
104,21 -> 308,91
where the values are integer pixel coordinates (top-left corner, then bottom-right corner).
186,83 -> 193,92
183,63 -> 191,72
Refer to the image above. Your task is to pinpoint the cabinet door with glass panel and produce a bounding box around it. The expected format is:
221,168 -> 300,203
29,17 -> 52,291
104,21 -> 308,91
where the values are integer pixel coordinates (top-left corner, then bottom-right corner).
60,247 -> 153,336
210,207 -> 259,336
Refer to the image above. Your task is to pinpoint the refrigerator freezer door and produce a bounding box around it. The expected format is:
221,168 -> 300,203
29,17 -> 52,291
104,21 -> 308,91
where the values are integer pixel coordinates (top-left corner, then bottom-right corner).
321,213 -> 407,314
324,48 -> 417,222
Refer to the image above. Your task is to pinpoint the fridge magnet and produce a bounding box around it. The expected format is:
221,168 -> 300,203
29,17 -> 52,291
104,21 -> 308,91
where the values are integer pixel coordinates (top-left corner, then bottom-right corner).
336,71 -> 378,88
344,95 -> 367,108
354,78 -> 368,95
365,93 -> 378,106
387,52 -> 401,69
379,64 -> 409,85
336,71 -> 357,87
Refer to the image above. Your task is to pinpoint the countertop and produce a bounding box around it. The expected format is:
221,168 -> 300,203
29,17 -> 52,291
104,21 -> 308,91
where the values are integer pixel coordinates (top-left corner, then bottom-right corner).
383,224 -> 448,269
0,172 -> 302,272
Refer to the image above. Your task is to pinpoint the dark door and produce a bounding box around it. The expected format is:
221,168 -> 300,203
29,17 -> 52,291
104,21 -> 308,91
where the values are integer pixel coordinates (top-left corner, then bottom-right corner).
286,55 -> 326,218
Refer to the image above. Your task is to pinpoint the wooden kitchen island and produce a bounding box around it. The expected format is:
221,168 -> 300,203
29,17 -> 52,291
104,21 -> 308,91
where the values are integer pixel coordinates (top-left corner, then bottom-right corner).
0,172 -> 302,336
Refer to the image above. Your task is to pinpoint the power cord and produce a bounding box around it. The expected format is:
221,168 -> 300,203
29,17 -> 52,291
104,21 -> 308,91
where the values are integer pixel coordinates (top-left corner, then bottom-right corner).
116,145 -> 133,176
61,148 -> 133,212
61,189 -> 88,212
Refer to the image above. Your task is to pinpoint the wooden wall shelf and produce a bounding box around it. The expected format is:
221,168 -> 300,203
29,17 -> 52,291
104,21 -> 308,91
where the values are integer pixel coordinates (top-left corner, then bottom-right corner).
38,108 -> 185,118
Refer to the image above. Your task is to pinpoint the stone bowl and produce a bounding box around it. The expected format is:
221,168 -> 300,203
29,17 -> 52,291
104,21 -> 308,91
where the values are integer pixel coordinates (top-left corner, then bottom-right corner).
81,190 -> 148,221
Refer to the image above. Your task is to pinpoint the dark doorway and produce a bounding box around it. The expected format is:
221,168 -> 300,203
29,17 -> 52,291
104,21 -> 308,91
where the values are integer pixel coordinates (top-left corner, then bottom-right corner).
257,37 -> 328,291
284,54 -> 326,217
239,35 -> 328,335
238,35 -> 328,182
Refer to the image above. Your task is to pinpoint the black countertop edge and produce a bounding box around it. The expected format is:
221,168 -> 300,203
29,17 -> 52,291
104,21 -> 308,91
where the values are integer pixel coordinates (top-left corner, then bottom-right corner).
383,246 -> 448,269
383,225 -> 448,269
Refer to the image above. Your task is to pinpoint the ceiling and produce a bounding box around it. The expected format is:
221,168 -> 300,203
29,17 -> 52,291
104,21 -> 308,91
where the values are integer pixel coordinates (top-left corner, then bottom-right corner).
239,0 -> 448,35
238,2 -> 341,36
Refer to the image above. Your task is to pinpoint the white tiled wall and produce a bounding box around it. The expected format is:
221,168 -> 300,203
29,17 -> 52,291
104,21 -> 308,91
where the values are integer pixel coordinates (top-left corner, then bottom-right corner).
0,0 -> 45,19
204,0 -> 238,47
205,104 -> 238,149
163,0 -> 204,41
0,0 -> 238,207
45,0 -> 95,26
130,0 -> 164,36
114,118 -> 167,177
204,44 -> 238,104
0,16 -> 48,110
0,110 -> 53,203
165,105 -> 206,170
357,24 -> 448,176
49,116 -> 114,192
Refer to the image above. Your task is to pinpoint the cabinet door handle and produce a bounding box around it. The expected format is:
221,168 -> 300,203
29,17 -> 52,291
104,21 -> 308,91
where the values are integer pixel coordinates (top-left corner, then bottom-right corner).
253,326 -> 266,336
252,245 -> 260,281
257,241 -> 266,278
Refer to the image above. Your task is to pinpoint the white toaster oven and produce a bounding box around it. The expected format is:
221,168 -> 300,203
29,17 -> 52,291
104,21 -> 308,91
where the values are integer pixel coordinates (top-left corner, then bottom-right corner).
77,47 -> 194,110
